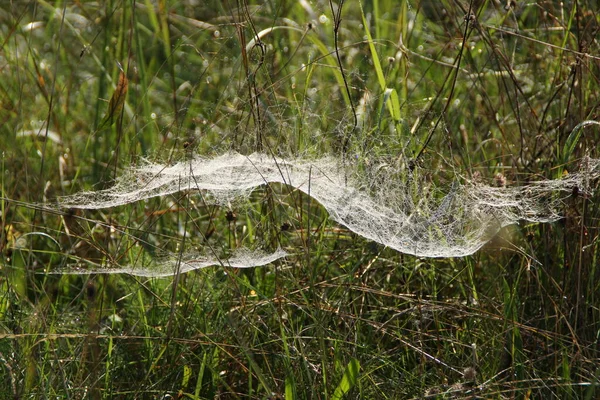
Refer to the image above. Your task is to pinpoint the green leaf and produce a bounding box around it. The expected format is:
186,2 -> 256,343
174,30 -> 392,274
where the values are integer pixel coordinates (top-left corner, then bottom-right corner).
331,358 -> 360,400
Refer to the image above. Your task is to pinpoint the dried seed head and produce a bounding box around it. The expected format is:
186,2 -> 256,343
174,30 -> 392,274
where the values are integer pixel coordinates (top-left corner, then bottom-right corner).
495,172 -> 506,187
463,366 -> 477,382
225,210 -> 237,222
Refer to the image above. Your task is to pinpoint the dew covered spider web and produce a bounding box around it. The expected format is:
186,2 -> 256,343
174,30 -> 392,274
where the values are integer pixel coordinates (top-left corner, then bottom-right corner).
48,247 -> 288,278
55,152 -> 600,275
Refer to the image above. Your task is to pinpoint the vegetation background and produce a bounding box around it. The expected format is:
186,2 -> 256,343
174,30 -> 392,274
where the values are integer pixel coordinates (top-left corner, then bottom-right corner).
1,0 -> 599,398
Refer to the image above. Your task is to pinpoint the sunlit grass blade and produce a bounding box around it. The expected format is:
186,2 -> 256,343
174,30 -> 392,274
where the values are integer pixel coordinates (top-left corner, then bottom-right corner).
98,61 -> 128,129
562,120 -> 600,164
359,0 -> 401,121
331,358 -> 360,400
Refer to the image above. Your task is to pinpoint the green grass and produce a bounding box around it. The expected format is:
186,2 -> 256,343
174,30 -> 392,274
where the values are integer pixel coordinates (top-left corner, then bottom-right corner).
1,0 -> 600,398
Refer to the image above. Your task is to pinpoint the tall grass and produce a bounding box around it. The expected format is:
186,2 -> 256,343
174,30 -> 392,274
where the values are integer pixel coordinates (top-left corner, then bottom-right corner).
1,0 -> 599,398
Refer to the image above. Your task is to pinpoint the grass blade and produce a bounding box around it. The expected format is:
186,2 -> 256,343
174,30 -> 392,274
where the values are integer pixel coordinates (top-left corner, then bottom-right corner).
359,0 -> 400,121
562,120 -> 600,164
331,358 -> 360,400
